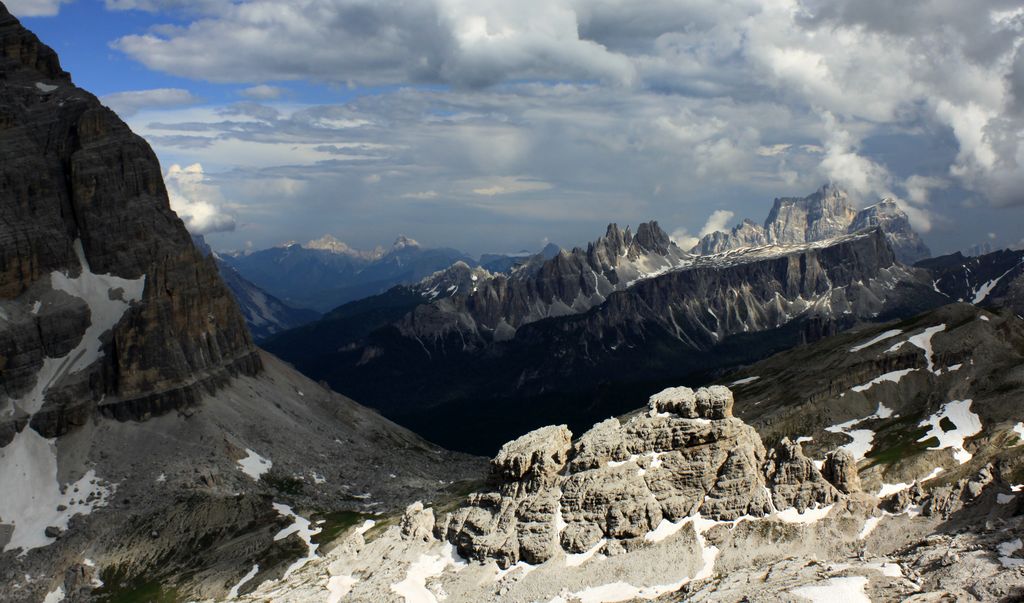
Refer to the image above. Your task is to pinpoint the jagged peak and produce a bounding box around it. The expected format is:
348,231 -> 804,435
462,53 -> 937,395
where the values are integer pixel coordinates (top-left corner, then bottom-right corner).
392,234 -> 421,250
306,234 -> 352,253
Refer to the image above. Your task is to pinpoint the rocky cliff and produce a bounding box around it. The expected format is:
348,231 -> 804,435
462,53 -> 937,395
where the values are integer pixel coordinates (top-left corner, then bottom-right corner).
0,8 -> 484,602
0,4 -> 260,442
694,185 -> 932,264
437,386 -> 845,568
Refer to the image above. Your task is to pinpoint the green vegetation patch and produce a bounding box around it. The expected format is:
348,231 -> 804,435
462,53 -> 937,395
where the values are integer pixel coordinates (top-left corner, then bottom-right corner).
864,417 -> 933,469
260,472 -> 305,495
311,510 -> 369,547
94,568 -> 181,603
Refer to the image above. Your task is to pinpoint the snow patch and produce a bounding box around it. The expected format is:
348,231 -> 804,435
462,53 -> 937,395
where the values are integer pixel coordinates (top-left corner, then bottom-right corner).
775,504 -> 833,524
42,586 -> 64,603
227,564 -> 259,599
272,503 -> 322,578
858,516 -> 882,540
390,543 -> 466,603
997,493 -> 1016,504
327,575 -> 357,603
1013,422 -> 1024,443
14,241 -> 145,417
644,518 -> 687,543
790,576 -> 870,603
35,82 -> 58,93
729,376 -> 760,386
559,515 -> 720,602
826,403 -> 893,460
237,449 -> 272,480
917,400 -> 982,464
0,427 -> 113,553
863,561 -> 903,578
997,539 -> 1023,568
566,539 -> 606,567
907,324 -> 946,373
849,329 -> 902,353
851,369 -> 915,392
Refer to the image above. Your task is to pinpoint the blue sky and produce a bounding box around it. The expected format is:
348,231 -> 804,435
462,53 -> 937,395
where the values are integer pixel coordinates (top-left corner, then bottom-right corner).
9,0 -> 1024,256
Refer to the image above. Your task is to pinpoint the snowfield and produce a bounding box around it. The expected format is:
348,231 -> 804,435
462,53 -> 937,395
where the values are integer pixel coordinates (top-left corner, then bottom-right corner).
917,400 -> 982,464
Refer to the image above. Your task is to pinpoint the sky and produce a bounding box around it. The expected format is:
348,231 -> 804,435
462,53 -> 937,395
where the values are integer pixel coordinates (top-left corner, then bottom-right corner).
9,0 -> 1024,257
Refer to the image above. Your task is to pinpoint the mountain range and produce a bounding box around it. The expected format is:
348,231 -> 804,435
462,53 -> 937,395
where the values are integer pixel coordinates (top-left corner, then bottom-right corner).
220,235 -> 558,314
693,184 -> 932,264
2,5 -> 1023,602
266,208 -> 944,454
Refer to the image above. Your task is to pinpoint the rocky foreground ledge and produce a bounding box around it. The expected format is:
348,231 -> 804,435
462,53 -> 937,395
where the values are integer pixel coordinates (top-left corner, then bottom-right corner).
438,386 -> 852,567
233,386 -> 1024,602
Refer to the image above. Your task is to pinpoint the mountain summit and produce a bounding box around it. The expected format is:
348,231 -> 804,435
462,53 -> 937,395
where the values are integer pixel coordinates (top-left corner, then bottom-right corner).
695,185 -> 931,263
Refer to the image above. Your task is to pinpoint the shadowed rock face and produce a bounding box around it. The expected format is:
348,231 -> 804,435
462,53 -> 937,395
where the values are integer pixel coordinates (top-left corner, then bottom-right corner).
436,386 -> 848,568
0,5 -> 260,439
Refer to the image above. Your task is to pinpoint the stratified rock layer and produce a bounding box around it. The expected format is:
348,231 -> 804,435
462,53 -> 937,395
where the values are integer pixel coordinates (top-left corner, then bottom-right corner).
436,386 -> 827,568
0,5 -> 259,438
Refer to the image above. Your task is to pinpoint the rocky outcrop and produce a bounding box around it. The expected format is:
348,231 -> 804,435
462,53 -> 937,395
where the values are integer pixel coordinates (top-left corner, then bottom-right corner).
0,6 -> 259,435
822,449 -> 862,494
437,386 -> 834,568
695,219 -> 768,255
764,438 -> 840,511
693,185 -> 931,264
764,184 -> 857,245
851,199 -> 931,264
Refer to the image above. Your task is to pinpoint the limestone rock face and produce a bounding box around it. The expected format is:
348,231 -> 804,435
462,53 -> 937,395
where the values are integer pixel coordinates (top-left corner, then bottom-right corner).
400,502 -> 436,543
764,184 -> 856,245
0,5 -> 259,440
822,449 -> 862,494
693,185 -> 931,264
764,438 -> 840,511
436,386 -> 827,568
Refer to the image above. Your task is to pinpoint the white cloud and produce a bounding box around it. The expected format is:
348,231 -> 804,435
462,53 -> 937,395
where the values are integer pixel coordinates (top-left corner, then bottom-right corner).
103,0 -> 1024,253
5,0 -> 73,17
818,112 -> 893,203
240,85 -> 286,100
698,209 -> 736,237
401,191 -> 440,199
903,175 -> 947,205
164,163 -> 237,234
100,88 -> 201,117
468,176 -> 553,196
671,209 -> 737,250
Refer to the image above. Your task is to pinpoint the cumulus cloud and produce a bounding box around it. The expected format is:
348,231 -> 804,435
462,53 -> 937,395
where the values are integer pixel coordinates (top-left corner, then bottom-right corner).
164,163 -> 236,234
699,210 -> 736,237
671,210 -> 737,250
110,0 -> 1024,252
101,88 -> 202,117
5,0 -> 73,17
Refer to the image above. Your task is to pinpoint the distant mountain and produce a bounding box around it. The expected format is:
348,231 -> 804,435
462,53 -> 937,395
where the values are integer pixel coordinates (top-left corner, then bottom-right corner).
479,242 -> 561,273
192,235 -> 320,341
221,235 -> 475,312
216,263 -> 321,341
267,222 -> 948,454
694,185 -> 932,264
916,247 -> 1024,315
